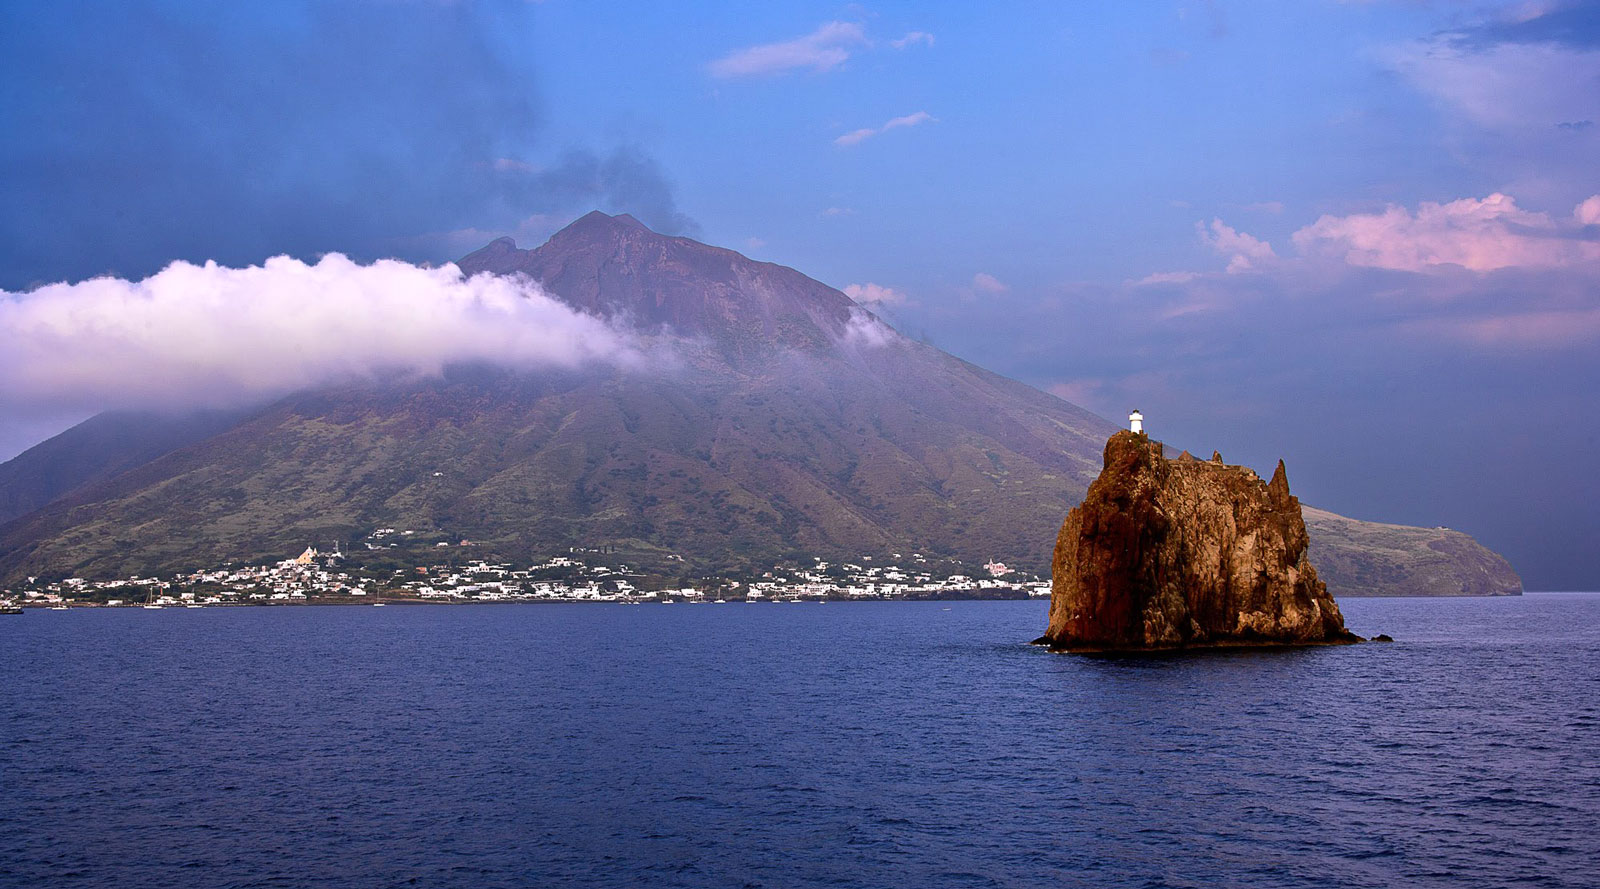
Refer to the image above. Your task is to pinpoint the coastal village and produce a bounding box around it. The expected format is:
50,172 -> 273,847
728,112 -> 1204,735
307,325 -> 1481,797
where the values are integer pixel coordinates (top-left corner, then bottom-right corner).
0,533 -> 1047,610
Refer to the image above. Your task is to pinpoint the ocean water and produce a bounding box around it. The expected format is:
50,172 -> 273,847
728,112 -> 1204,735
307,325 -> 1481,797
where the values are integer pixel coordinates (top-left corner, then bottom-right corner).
2,595 -> 1597,889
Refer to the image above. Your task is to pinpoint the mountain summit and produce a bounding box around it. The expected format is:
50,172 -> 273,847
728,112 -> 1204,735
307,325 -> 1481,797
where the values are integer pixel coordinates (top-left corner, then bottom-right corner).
0,213 -> 1520,595
459,211 -> 867,361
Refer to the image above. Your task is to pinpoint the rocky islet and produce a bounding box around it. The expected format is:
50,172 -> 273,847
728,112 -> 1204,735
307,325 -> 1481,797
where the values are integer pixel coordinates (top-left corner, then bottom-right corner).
1038,430 -> 1362,652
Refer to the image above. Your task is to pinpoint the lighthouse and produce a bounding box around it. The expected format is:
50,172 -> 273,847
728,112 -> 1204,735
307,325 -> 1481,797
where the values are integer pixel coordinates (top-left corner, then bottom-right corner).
1129,410 -> 1144,434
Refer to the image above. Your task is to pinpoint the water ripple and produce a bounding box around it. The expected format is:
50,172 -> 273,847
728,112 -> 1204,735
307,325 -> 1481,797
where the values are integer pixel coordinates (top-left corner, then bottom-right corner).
2,595 -> 1597,888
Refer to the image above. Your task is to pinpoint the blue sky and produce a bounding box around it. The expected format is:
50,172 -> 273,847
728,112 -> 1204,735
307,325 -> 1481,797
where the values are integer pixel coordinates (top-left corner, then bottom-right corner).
2,0 -> 1598,586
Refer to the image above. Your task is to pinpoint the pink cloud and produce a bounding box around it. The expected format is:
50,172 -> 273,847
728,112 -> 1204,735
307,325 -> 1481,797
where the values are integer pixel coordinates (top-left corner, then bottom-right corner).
834,128 -> 878,148
1577,196 -> 1600,226
1198,218 -> 1276,272
835,111 -> 935,147
971,272 -> 1008,294
891,31 -> 935,50
843,282 -> 908,306
1099,191 -> 1600,352
1134,270 -> 1201,286
708,22 -> 867,79
1292,193 -> 1600,272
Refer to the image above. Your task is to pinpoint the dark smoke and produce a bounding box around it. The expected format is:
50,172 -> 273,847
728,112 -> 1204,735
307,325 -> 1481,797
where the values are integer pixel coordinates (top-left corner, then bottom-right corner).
0,0 -> 696,288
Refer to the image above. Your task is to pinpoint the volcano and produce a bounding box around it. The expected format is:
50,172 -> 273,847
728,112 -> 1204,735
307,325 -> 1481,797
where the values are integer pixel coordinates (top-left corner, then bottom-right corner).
0,212 -> 1520,595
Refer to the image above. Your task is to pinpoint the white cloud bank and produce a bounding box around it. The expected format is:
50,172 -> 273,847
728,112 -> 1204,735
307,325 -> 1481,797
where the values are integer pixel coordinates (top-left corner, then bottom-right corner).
0,254 -> 638,415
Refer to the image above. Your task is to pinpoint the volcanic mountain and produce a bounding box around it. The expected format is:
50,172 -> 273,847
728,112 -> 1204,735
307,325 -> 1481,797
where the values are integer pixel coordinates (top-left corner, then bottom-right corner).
0,212 -> 1520,595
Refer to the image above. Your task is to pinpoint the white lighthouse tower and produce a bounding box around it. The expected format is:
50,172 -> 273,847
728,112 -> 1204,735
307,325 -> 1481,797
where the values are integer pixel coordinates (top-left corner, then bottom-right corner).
1129,409 -> 1144,434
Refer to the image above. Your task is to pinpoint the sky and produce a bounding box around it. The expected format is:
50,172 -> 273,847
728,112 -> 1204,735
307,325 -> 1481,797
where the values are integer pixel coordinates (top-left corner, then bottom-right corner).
1,0 -> 1598,588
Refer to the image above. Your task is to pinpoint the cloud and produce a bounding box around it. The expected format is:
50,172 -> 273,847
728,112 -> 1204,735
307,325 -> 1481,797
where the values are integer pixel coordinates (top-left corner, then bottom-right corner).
834,111 -> 936,147
971,272 -> 1009,294
1242,201 -> 1286,214
1390,36 -> 1600,130
1198,218 -> 1277,272
708,21 -> 868,79
891,31 -> 935,49
1577,194 -> 1600,225
822,206 -> 857,217
1386,3 -> 1600,131
1292,193 -> 1600,272
1376,5 -> 1599,213
0,255 -> 641,416
840,308 -> 897,348
884,110 -> 936,131
834,128 -> 880,148
843,282 -> 908,306
1134,270 -> 1202,286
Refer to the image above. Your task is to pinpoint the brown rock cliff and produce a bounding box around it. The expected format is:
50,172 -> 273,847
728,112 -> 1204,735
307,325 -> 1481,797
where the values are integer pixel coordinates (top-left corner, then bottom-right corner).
1038,430 -> 1360,651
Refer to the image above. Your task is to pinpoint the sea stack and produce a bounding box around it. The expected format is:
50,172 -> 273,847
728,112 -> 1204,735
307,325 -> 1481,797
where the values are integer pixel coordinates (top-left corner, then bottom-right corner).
1037,430 -> 1361,652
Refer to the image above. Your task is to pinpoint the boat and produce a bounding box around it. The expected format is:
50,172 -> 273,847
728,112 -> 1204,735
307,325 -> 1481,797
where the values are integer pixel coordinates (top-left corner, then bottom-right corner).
1,604 -> 21,615
372,602 -> 386,607
49,604 -> 69,610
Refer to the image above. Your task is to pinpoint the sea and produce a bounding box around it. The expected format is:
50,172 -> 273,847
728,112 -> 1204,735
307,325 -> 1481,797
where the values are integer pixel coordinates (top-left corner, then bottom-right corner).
3,594 -> 1597,889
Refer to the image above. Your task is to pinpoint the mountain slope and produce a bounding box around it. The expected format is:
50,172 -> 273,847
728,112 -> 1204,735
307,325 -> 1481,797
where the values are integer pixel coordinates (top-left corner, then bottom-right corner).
0,212 -> 1519,595
0,409 -> 249,526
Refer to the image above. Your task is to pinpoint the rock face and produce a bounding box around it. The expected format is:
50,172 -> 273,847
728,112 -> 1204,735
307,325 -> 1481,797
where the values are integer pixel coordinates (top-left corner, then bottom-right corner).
1039,431 -> 1360,652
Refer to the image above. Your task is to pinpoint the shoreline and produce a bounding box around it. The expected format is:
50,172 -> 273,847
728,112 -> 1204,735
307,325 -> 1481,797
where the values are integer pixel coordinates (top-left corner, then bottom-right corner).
3,591 -> 1049,610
